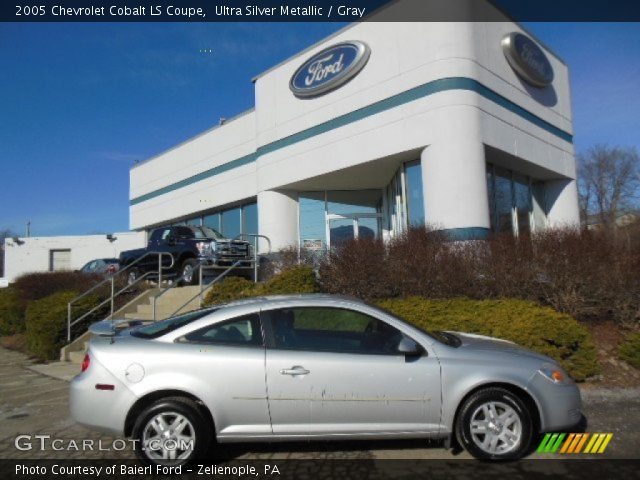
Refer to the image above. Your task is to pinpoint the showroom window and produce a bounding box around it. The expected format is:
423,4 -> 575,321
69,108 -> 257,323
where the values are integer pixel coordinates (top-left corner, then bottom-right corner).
299,190 -> 383,250
242,203 -> 258,236
404,160 -> 425,227
486,163 -> 547,235
203,213 -> 221,232
221,208 -> 241,240
382,159 -> 425,237
162,201 -> 257,240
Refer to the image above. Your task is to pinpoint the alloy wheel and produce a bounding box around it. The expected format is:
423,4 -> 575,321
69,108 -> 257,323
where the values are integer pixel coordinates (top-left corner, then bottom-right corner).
142,411 -> 196,463
469,401 -> 522,455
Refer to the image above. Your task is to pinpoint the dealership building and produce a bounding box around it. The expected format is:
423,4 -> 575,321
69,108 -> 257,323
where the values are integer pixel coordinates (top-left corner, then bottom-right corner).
130,2 -> 579,253
3,0 -> 580,282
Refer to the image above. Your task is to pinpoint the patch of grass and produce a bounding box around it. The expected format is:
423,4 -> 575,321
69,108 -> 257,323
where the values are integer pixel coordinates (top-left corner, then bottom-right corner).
619,332 -> 640,369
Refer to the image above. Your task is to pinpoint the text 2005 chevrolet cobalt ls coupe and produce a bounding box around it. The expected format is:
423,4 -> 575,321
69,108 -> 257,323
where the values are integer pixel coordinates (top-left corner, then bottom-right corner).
70,294 -> 585,465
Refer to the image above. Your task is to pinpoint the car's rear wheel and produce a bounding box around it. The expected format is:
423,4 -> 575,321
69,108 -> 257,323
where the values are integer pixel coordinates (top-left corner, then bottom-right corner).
455,387 -> 533,461
132,396 -> 211,466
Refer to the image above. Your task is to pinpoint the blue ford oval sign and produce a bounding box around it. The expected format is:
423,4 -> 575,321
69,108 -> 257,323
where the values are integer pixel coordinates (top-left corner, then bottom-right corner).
502,32 -> 554,88
290,41 -> 370,98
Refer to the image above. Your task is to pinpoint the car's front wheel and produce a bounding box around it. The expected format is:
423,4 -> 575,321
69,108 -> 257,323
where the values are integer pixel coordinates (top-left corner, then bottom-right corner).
179,259 -> 199,286
455,387 -> 533,461
132,396 -> 211,466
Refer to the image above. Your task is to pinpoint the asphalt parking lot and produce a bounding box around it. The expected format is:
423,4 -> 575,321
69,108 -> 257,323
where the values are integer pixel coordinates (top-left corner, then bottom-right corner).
1,346 -> 639,461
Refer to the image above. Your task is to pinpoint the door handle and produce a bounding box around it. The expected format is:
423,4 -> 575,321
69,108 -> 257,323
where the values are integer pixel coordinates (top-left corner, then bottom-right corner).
279,365 -> 310,376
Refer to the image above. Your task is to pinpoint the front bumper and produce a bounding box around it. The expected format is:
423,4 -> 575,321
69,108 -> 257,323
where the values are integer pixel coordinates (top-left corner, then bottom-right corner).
527,373 -> 586,432
200,256 -> 254,269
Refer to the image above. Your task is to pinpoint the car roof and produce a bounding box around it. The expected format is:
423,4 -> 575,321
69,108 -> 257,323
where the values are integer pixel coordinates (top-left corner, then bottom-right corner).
215,293 -> 363,310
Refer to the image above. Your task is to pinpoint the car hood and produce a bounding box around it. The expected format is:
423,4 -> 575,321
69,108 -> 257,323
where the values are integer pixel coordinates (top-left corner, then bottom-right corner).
448,331 -> 552,363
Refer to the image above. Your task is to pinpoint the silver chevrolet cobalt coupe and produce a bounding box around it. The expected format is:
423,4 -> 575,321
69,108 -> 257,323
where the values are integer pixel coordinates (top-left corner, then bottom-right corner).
70,294 -> 585,465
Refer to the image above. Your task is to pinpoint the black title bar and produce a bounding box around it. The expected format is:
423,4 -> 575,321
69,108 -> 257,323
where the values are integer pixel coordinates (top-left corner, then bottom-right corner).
2,0 -> 640,22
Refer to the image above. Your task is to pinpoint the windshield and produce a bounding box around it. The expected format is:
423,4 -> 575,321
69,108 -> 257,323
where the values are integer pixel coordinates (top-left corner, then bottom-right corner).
131,309 -> 217,339
193,226 -> 224,240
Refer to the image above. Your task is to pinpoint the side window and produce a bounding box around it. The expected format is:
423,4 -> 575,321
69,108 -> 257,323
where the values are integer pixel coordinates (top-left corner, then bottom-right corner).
178,314 -> 262,346
149,229 -> 163,244
268,307 -> 407,355
161,228 -> 172,241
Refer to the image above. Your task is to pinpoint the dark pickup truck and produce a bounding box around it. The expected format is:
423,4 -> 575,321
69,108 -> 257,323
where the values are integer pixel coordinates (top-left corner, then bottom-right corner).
119,226 -> 253,285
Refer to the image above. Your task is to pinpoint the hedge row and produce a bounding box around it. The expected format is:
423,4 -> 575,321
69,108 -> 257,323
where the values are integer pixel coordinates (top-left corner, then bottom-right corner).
378,297 -> 599,382
203,267 -> 319,306
201,267 -> 599,381
24,290 -> 103,360
317,227 -> 640,326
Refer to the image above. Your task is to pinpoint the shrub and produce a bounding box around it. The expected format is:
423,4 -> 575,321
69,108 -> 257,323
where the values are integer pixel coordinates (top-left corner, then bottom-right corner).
376,297 -> 599,381
316,226 -> 640,325
259,265 -> 319,296
12,271 -> 103,303
25,291 -> 102,360
619,332 -> 640,369
319,237 -> 393,299
0,287 -> 26,335
203,276 -> 257,306
204,266 -> 319,306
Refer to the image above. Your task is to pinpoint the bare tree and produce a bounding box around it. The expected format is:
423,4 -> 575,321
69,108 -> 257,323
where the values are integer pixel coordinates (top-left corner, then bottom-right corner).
577,145 -> 640,229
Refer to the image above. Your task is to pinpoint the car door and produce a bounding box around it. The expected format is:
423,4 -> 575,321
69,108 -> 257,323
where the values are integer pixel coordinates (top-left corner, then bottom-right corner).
263,306 -> 442,436
171,312 -> 271,438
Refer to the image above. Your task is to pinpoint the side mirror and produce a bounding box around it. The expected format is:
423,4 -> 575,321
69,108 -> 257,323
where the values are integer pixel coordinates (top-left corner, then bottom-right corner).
397,337 -> 422,356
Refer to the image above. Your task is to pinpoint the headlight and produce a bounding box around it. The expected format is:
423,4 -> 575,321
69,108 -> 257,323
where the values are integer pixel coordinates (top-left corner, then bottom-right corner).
195,242 -> 211,255
539,363 -> 569,384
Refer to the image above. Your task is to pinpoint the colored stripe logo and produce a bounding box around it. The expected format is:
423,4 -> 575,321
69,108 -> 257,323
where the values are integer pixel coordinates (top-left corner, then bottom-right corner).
537,433 -> 613,454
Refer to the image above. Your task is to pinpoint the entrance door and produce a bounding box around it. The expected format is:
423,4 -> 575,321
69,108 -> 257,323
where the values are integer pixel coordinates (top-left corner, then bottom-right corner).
326,214 -> 381,248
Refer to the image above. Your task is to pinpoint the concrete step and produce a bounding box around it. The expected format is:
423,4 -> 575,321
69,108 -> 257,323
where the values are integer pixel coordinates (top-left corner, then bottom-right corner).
69,350 -> 86,364
135,300 -> 201,316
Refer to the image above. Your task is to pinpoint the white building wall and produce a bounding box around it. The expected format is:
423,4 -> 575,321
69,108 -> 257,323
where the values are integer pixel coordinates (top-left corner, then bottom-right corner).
3,232 -> 146,283
129,110 -> 257,230
128,0 -> 580,235
257,190 -> 299,252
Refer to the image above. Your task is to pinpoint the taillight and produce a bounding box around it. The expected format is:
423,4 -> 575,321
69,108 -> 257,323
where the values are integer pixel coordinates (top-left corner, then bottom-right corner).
81,354 -> 90,372
106,264 -> 118,274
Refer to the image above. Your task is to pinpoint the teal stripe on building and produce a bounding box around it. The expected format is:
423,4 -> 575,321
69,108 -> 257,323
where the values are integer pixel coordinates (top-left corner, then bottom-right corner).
130,77 -> 573,206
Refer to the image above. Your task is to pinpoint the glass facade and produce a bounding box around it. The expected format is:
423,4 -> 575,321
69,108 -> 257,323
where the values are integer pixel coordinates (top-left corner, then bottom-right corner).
299,192 -> 327,249
242,203 -> 258,236
486,163 -> 546,235
382,159 -> 425,236
404,160 -> 425,226
299,190 -> 383,249
161,201 -> 257,240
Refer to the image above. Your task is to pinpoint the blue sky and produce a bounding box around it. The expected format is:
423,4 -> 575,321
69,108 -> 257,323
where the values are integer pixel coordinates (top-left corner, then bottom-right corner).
0,22 -> 638,236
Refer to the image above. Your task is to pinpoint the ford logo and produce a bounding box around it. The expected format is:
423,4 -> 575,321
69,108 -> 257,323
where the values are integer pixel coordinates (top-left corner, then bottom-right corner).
502,32 -> 554,88
290,41 -> 370,98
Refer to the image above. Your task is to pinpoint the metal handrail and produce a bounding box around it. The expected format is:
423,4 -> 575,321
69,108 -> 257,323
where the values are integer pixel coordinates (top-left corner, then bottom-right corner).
150,234 -> 272,320
233,234 -> 272,282
166,260 -> 243,319
151,257 -> 209,320
66,251 -> 175,341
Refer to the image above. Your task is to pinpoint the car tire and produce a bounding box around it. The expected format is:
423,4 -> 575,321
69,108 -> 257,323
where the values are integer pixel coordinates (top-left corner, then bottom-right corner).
132,396 -> 212,466
455,387 -> 533,461
127,268 -> 141,286
179,259 -> 199,286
